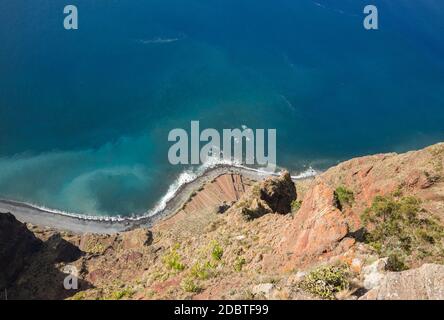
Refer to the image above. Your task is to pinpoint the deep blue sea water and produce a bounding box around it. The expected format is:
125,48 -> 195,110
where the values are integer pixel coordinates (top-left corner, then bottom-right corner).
1,0 -> 443,216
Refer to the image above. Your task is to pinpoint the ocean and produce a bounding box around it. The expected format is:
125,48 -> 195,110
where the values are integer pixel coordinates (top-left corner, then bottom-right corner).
1,0 -> 443,217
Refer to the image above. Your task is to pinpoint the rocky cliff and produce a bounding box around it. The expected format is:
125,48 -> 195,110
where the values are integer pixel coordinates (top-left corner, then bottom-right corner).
1,143 -> 443,300
0,212 -> 41,290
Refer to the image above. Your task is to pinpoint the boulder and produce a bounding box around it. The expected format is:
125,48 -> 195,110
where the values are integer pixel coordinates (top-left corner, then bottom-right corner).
252,283 -> 275,299
362,258 -> 387,290
360,264 -> 444,300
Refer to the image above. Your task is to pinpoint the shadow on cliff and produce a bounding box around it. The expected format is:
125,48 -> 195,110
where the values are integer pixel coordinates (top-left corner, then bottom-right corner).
0,212 -> 93,300
6,234 -> 93,300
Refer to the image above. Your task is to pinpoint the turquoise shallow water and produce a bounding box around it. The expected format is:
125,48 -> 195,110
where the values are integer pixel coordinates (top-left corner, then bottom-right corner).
0,0 -> 443,216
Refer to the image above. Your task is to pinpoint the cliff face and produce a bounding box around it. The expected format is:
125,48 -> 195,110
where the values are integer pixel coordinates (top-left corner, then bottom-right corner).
274,143 -> 444,265
277,179 -> 355,269
1,143 -> 444,300
0,212 -> 42,290
320,143 -> 444,219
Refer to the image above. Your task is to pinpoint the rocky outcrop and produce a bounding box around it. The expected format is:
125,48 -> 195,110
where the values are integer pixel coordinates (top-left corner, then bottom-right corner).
252,283 -> 276,299
238,171 -> 296,220
360,264 -> 444,300
259,171 -> 297,214
0,212 -> 42,289
362,258 -> 388,290
278,179 -> 354,268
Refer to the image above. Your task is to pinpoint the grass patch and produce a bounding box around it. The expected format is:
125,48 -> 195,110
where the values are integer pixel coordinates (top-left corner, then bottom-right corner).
299,265 -> 349,300
361,195 -> 444,270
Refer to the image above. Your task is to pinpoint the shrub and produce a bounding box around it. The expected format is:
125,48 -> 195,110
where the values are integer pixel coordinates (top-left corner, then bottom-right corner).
190,261 -> 215,280
234,257 -> 246,272
181,277 -> 201,293
392,185 -> 404,198
386,252 -> 408,272
361,195 -> 444,269
112,288 -> 135,300
299,265 -> 349,300
291,200 -> 302,213
163,245 -> 186,271
211,241 -> 224,261
334,186 -> 354,209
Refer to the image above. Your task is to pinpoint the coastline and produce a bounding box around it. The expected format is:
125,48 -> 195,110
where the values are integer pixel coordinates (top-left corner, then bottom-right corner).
0,165 -> 317,234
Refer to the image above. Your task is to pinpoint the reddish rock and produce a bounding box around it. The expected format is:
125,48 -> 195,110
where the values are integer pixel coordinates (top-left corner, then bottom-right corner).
278,179 -> 352,268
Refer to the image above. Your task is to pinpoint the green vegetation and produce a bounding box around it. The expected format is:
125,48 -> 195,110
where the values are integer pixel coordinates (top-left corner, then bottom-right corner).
211,240 -> 224,261
334,186 -> 354,209
299,265 -> 349,300
180,240 -> 225,293
386,252 -> 408,272
190,260 -> 215,280
162,244 -> 186,271
234,257 -> 246,272
71,291 -> 86,300
181,277 -> 201,293
112,288 -> 135,300
392,184 -> 404,198
291,200 -> 302,213
361,195 -> 444,270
